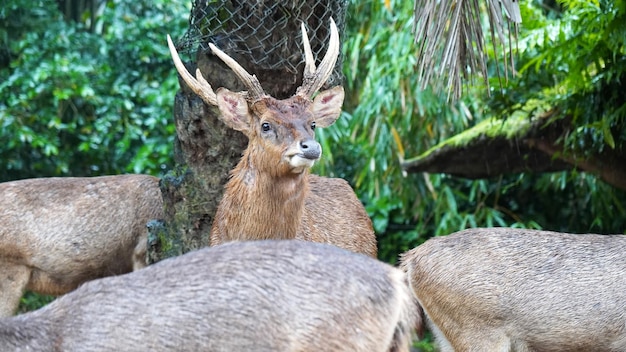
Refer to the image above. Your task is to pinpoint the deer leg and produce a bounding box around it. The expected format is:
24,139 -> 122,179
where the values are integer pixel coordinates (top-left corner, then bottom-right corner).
132,236 -> 148,271
426,318 -> 455,352
0,261 -> 31,316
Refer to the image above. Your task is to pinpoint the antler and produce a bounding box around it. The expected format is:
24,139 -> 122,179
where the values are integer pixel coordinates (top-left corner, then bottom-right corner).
167,34 -> 218,106
168,18 -> 339,104
208,43 -> 267,102
296,18 -> 340,98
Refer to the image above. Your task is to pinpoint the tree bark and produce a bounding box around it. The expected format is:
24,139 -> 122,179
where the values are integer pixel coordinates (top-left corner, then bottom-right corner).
401,113 -> 626,191
147,56 -> 248,264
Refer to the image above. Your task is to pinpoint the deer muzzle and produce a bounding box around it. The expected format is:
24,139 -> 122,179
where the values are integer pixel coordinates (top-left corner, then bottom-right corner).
285,139 -> 322,172
300,139 -> 322,160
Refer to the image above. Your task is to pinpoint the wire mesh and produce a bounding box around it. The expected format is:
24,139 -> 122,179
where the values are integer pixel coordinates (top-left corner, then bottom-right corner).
176,0 -> 347,84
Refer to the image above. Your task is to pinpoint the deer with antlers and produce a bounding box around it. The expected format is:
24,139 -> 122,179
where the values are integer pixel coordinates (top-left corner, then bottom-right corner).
167,19 -> 377,257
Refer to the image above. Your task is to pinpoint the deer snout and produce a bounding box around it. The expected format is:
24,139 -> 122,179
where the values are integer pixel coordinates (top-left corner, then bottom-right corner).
300,139 -> 322,160
284,139 -> 322,172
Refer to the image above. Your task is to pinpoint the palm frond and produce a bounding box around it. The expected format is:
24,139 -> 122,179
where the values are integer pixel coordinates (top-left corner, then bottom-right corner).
413,0 -> 521,100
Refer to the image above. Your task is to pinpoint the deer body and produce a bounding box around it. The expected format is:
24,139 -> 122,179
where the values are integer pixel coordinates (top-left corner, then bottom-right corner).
212,172 -> 375,255
0,240 -> 418,352
168,20 -> 377,257
0,174 -> 163,316
400,228 -> 626,352
208,96 -> 377,253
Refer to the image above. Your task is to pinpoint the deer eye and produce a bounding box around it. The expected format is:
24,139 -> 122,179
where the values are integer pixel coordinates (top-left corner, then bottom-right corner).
261,122 -> 271,132
310,121 -> 316,130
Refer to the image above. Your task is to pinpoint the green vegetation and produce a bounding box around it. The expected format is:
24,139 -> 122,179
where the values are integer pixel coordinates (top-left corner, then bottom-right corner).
0,0 -> 188,181
315,0 -> 626,265
510,0 -> 626,155
1,0 -> 189,311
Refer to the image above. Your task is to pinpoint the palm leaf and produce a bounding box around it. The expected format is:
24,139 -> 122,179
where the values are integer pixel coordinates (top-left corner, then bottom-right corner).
413,0 -> 521,100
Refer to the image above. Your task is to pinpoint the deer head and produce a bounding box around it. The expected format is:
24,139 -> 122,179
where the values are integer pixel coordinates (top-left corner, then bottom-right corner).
168,19 -> 344,176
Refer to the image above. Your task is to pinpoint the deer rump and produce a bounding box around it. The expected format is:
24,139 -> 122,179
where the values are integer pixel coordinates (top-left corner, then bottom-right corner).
1,240 -> 418,352
401,228 -> 626,352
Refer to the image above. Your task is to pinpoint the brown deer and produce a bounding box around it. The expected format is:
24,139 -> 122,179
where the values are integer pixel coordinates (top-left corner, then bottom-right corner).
0,240 -> 419,352
400,227 -> 626,352
0,174 -> 163,316
167,19 -> 377,257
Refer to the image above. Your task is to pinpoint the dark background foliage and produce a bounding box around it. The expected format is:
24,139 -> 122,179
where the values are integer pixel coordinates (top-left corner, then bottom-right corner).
1,0 -> 185,181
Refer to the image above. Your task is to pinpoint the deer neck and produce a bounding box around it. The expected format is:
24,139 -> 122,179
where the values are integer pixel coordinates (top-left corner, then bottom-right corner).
222,152 -> 309,240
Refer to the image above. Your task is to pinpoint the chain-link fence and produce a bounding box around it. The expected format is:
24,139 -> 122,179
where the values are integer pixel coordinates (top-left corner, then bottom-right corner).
176,0 -> 347,86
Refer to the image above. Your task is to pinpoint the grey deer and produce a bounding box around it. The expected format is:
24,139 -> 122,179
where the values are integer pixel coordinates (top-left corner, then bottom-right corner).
400,227 -> 626,352
0,174 -> 163,316
0,240 -> 418,352
167,19 -> 377,257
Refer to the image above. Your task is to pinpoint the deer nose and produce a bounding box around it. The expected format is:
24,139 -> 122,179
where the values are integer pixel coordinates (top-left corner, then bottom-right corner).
300,139 -> 322,160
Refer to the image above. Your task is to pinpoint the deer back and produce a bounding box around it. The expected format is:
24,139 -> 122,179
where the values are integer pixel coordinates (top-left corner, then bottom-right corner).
0,240 -> 418,352
0,175 -> 163,295
400,228 -> 626,352
300,175 -> 377,257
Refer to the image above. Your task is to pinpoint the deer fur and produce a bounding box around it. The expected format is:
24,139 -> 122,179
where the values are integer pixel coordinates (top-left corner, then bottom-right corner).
167,19 -> 377,257
0,174 -> 163,316
400,227 -> 626,352
0,240 -> 419,352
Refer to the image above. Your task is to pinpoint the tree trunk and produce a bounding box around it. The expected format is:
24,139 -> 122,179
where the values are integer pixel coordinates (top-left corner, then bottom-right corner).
146,55 -> 248,264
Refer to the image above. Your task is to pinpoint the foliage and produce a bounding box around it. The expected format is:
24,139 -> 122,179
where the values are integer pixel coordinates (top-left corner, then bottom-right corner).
486,0 -> 626,229
18,291 -> 55,314
0,0 -> 189,181
317,0 -> 533,264
493,0 -> 626,156
1,0 -> 189,312
315,0 -> 626,268
412,0 -> 521,100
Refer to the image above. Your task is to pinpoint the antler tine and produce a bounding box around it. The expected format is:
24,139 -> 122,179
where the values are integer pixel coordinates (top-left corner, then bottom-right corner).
297,18 -> 340,98
209,43 -> 266,102
167,35 -> 218,106
301,22 -> 316,76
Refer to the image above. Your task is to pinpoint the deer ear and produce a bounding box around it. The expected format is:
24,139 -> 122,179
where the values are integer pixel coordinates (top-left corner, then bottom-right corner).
312,86 -> 344,127
216,88 -> 252,132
